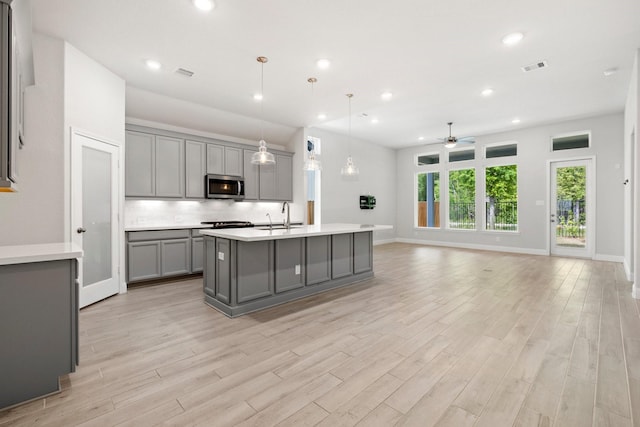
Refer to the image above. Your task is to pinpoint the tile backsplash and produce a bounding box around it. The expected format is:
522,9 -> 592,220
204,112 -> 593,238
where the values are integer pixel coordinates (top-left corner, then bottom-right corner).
125,199 -> 303,227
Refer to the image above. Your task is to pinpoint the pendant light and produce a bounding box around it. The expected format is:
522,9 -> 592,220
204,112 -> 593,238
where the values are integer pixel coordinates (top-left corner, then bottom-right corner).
341,93 -> 359,176
304,77 -> 322,171
251,56 -> 276,165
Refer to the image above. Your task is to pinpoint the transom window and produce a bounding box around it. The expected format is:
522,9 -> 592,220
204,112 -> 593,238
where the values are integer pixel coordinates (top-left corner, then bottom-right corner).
486,142 -> 517,159
449,148 -> 475,163
417,153 -> 440,165
552,132 -> 590,151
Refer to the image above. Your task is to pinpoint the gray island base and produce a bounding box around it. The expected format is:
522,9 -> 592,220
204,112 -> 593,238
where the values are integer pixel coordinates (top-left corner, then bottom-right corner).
199,224 -> 392,317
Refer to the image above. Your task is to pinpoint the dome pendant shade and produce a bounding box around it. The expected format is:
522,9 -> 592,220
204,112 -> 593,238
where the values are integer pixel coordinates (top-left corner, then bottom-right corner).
341,156 -> 359,176
303,152 -> 322,171
251,139 -> 276,165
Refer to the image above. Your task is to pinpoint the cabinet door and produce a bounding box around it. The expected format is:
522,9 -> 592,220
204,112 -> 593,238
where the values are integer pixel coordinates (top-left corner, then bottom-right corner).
306,235 -> 331,285
127,241 -> 161,282
332,234 -> 353,279
161,239 -> 191,276
353,232 -> 373,273
224,147 -> 243,176
125,131 -> 155,197
191,237 -> 204,273
243,150 -> 259,200
276,154 -> 293,201
216,238 -> 231,304
155,136 -> 184,198
237,241 -> 273,303
259,163 -> 277,200
185,140 -> 206,198
203,237 -> 216,298
275,238 -> 304,293
206,144 -> 224,175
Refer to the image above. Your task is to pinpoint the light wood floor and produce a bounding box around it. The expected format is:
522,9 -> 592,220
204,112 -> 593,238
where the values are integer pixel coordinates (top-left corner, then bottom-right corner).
1,243 -> 639,427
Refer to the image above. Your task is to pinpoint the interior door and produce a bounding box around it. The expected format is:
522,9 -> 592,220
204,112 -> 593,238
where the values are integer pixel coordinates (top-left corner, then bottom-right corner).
71,131 -> 120,308
550,159 -> 594,258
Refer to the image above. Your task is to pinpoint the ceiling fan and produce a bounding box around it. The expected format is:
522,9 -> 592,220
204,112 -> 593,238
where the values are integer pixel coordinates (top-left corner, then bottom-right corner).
426,122 -> 475,148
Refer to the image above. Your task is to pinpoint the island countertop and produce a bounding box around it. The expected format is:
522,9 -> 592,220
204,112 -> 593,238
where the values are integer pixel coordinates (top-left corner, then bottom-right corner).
199,223 -> 393,242
0,242 -> 83,266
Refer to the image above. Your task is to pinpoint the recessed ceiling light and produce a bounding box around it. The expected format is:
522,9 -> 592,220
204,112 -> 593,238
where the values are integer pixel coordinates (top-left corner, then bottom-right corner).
371,118 -> 379,124
502,32 -> 524,46
253,93 -> 263,101
481,88 -> 494,97
316,59 -> 331,69
317,113 -> 327,120
381,91 -> 393,101
145,59 -> 162,71
418,136 -> 425,141
193,0 -> 214,11
512,118 -> 521,124
603,67 -> 618,77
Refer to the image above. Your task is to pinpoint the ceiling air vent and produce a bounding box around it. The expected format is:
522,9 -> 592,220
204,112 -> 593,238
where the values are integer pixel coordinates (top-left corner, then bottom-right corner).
175,68 -> 195,77
521,60 -> 548,72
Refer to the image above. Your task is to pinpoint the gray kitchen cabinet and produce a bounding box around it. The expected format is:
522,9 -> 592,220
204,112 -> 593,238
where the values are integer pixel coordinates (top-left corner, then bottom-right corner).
237,240 -> 273,303
306,235 -> 331,285
127,241 -> 162,282
275,238 -> 305,293
258,154 -> 293,201
161,239 -> 190,276
208,143 -> 243,177
243,149 -> 259,200
353,232 -> 373,273
125,131 -> 184,198
155,135 -> 185,198
125,131 -> 155,197
191,236 -> 204,273
332,233 -> 353,279
185,140 -> 206,198
0,259 -> 78,409
259,162 -> 276,200
215,238 -> 231,304
203,237 -> 216,298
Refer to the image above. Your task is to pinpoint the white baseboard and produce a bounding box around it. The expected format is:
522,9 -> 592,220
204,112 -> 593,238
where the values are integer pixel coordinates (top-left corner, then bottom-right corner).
623,259 -> 634,282
593,254 -> 625,263
633,283 -> 639,299
394,238 -> 548,256
373,239 -> 397,246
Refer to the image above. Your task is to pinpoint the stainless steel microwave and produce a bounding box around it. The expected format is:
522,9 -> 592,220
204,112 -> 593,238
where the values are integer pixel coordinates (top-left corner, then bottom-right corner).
205,174 -> 245,200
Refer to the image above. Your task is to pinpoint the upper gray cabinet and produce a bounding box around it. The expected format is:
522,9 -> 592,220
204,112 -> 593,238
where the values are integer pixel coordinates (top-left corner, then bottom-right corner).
259,154 -> 293,201
185,140 -> 206,198
243,149 -> 259,200
125,131 -> 184,198
207,144 -> 243,177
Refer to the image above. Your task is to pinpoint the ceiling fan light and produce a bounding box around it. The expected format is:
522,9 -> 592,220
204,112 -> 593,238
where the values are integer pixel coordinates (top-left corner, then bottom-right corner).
444,141 -> 457,149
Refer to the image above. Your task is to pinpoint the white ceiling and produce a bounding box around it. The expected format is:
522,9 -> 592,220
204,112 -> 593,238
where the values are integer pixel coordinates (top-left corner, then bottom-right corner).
31,0 -> 640,149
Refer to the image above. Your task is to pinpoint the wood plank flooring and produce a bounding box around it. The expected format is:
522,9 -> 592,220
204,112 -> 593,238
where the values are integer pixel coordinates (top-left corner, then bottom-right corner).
1,243 -> 638,426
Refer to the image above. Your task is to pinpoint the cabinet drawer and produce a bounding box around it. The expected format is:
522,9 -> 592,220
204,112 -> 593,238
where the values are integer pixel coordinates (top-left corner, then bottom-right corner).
128,229 -> 190,241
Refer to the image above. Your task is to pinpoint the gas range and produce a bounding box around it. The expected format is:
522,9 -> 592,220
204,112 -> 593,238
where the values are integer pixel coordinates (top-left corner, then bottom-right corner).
201,220 -> 254,229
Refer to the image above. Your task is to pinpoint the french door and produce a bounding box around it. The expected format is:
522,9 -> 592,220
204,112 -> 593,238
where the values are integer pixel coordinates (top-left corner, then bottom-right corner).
550,159 -> 594,258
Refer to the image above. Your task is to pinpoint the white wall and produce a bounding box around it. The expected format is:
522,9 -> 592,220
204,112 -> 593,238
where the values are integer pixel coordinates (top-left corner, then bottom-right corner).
306,128 -> 397,243
396,113 -> 625,258
0,34 -> 65,245
624,49 -> 639,296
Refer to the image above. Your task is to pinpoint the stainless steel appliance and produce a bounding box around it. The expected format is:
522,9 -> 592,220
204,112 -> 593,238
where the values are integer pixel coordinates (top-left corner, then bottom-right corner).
205,174 -> 245,200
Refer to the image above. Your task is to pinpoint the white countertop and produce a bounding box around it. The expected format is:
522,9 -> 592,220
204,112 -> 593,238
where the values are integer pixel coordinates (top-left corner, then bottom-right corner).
125,223 -> 212,231
0,242 -> 83,266
199,223 -> 393,242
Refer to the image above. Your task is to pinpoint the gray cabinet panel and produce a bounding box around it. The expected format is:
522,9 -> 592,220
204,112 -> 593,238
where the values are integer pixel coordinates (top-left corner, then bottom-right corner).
185,140 -> 206,198
216,238 -> 231,304
127,241 -> 161,282
276,154 -> 293,201
192,237 -> 204,273
206,144 -> 224,175
306,235 -> 331,285
259,163 -> 276,200
353,232 -> 373,273
275,238 -> 304,293
225,147 -> 243,177
203,237 -> 216,297
128,229 -> 190,241
155,135 -> 184,198
237,241 -> 273,303
125,131 -> 155,197
161,239 -> 190,276
0,260 -> 78,409
243,149 -> 259,200
332,234 -> 353,279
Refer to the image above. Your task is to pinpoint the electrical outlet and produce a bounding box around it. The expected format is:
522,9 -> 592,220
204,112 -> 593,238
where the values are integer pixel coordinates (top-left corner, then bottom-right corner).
218,252 -> 225,261
295,264 -> 300,275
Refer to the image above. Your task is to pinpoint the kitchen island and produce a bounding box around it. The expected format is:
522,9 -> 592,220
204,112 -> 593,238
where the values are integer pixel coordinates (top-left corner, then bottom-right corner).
199,223 -> 392,317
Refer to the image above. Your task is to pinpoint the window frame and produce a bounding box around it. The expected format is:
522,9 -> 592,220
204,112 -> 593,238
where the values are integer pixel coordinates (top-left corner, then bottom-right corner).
550,130 -> 591,152
447,146 -> 475,164
415,151 -> 441,167
484,140 -> 518,159
482,162 -> 519,233
446,166 -> 477,231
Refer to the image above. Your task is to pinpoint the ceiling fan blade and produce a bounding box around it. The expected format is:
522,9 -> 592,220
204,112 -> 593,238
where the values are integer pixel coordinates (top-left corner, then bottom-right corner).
423,141 -> 444,146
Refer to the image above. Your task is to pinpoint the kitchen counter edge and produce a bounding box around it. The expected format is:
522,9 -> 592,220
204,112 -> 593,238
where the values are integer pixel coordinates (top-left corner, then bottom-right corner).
0,242 -> 83,266
199,223 -> 393,242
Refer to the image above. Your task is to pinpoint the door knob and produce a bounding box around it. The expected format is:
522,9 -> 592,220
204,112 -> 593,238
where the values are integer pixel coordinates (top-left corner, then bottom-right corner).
77,227 -> 86,234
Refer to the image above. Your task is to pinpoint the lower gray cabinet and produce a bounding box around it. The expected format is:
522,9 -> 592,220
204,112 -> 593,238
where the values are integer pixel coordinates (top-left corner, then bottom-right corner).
332,233 -> 353,279
353,232 -> 373,273
275,238 -> 305,293
237,240 -> 273,303
191,237 -> 204,273
127,241 -> 162,282
215,238 -> 231,304
161,239 -> 190,276
306,235 -> 331,285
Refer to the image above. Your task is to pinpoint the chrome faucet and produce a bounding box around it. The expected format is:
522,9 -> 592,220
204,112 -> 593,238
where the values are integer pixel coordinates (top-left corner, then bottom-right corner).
281,201 -> 290,229
266,213 -> 273,231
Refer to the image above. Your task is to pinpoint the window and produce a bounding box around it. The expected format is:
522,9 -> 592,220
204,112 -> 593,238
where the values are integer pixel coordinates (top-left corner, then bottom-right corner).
485,165 -> 518,231
486,143 -> 517,158
449,148 -> 475,163
416,172 -> 440,228
448,168 -> 475,229
417,153 -> 439,165
552,132 -> 590,151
